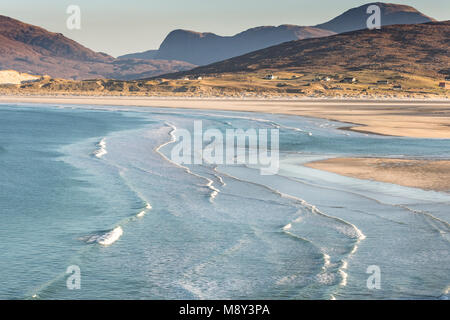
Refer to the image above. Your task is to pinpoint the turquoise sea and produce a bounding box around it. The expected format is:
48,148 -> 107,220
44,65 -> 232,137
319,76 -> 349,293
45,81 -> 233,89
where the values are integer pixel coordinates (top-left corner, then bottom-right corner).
0,103 -> 449,300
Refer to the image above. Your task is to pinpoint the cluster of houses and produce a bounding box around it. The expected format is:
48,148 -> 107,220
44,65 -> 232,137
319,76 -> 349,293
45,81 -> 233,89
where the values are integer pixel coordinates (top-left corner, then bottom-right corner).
261,73 -> 448,91
376,79 -> 401,90
181,76 -> 203,81
311,75 -> 356,83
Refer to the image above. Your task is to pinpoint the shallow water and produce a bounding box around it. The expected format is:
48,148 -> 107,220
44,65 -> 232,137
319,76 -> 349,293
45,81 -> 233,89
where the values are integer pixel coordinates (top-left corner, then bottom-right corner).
0,103 -> 449,300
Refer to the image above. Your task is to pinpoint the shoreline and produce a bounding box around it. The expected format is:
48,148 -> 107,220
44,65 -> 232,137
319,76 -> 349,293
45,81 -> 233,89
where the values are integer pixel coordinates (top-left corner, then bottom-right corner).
305,157 -> 450,193
2,95 -> 449,192
1,95 -> 450,139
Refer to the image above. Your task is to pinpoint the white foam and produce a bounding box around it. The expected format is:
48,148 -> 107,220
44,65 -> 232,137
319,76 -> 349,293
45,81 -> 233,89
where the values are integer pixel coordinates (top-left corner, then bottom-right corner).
179,281 -> 207,300
316,272 -> 335,285
443,285 -> 450,295
214,172 -> 226,186
293,216 -> 303,223
95,227 -> 123,246
137,210 -> 146,218
137,202 -> 153,218
341,260 -> 348,270
155,123 -> 221,202
339,269 -> 348,287
337,260 -> 349,287
223,169 -> 367,244
93,138 -> 108,158
323,254 -> 331,268
276,274 -> 297,285
206,180 -> 220,202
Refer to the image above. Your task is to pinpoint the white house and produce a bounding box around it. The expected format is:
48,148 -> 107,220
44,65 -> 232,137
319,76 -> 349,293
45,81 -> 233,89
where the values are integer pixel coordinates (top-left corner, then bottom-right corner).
342,77 -> 357,83
264,74 -> 277,80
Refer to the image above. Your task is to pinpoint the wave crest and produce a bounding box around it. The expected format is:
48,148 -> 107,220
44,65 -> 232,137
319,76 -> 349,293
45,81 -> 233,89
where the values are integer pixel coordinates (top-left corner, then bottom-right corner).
93,138 -> 108,158
86,226 -> 123,246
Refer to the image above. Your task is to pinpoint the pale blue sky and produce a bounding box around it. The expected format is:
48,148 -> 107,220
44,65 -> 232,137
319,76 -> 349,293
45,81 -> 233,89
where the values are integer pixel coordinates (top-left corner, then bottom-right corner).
0,0 -> 448,56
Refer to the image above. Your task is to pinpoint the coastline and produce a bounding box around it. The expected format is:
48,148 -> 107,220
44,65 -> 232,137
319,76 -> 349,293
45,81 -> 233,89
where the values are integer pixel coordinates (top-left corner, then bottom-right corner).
305,158 -> 450,193
1,95 -> 450,138
1,95 -> 449,192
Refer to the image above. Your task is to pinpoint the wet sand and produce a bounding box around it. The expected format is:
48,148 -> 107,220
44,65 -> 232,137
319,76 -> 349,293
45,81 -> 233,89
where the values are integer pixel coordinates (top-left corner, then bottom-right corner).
305,158 -> 450,192
1,95 -> 449,138
1,95 -> 449,192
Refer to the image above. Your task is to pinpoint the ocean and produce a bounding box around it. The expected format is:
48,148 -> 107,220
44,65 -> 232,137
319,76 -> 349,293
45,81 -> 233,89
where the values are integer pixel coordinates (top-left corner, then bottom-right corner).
0,103 -> 449,300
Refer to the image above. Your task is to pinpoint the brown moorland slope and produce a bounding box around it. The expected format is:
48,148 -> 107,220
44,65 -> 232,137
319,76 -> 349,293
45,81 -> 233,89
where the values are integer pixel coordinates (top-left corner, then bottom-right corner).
158,21 -> 449,80
0,15 -> 195,80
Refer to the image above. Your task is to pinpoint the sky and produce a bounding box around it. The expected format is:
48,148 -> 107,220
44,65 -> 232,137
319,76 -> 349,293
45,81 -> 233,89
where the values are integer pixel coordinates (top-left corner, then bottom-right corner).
0,0 -> 448,57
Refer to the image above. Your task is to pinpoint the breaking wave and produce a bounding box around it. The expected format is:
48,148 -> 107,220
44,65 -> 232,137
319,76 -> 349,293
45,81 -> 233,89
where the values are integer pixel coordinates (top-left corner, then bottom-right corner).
86,226 -> 123,246
155,123 -> 222,203
93,138 -> 108,158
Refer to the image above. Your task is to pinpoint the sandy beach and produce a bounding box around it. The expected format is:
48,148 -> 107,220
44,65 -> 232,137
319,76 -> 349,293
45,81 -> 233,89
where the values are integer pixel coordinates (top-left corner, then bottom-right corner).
1,95 -> 450,138
1,95 -> 449,192
306,158 -> 450,192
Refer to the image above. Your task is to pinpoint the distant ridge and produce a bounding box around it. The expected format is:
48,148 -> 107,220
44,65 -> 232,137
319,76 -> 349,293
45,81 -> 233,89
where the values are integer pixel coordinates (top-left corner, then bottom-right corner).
155,21 -> 450,80
118,50 -> 158,60
316,2 -> 435,33
150,26 -> 334,65
120,2 -> 437,66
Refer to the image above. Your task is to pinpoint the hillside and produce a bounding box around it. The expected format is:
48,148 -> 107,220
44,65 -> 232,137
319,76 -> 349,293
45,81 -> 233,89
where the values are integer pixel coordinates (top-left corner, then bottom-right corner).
158,21 -> 449,80
2,20 -> 448,99
0,15 -> 195,80
316,2 -> 435,33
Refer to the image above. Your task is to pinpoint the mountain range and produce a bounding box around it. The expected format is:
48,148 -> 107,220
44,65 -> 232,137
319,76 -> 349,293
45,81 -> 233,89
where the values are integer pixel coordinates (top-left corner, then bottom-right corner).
158,20 -> 449,80
120,2 -> 436,65
7,20 -> 447,99
120,26 -> 334,65
0,2 -> 441,80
